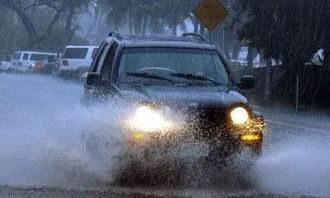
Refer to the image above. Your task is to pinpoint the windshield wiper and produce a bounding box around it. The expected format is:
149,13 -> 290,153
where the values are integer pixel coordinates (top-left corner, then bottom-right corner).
170,73 -> 221,86
127,72 -> 174,83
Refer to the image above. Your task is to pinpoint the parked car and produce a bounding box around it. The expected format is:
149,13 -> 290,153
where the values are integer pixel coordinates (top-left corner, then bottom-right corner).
0,55 -> 12,72
9,51 -> 56,72
0,61 -> 11,72
34,55 -> 59,74
81,32 -> 265,166
53,46 -> 98,79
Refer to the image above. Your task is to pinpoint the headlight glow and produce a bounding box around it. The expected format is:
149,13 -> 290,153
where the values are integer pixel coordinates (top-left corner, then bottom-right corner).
127,106 -> 173,132
230,107 -> 249,125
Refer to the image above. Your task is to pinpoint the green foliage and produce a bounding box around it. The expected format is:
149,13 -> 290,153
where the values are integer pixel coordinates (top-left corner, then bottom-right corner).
103,0 -> 200,35
0,5 -> 27,58
234,0 -> 330,71
233,0 -> 330,105
0,0 -> 91,54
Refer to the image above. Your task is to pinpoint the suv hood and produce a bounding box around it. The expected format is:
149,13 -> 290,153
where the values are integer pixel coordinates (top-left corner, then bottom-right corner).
117,85 -> 248,109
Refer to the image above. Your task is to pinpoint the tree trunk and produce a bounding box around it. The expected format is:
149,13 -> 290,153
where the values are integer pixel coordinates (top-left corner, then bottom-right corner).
142,16 -> 148,35
172,23 -> 177,36
199,24 -> 205,35
129,16 -> 133,35
232,44 -> 241,60
264,59 -> 272,105
193,18 -> 198,33
85,9 -> 101,39
247,47 -> 258,68
65,6 -> 76,43
14,9 -> 38,47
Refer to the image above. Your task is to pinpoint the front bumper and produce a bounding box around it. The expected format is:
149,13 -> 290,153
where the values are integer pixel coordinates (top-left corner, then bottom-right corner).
125,115 -> 265,155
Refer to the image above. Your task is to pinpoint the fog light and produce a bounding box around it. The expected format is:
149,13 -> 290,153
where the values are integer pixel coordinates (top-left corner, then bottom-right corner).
240,134 -> 261,141
133,133 -> 143,142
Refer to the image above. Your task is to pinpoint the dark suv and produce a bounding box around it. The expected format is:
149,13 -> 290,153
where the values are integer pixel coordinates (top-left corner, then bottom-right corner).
82,32 -> 265,160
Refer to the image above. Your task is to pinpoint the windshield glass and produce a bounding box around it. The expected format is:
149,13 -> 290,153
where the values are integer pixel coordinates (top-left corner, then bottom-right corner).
118,48 -> 229,85
63,48 -> 88,59
30,54 -> 51,61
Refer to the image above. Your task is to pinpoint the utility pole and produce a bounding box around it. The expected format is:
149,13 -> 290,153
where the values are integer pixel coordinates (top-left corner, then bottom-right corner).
295,74 -> 299,112
264,59 -> 272,105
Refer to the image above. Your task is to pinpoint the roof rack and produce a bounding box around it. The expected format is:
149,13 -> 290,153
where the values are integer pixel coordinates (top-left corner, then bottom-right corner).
182,33 -> 207,42
109,31 -> 120,39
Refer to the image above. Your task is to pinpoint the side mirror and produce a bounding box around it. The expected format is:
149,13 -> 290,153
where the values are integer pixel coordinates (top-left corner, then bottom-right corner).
86,72 -> 101,86
238,75 -> 255,89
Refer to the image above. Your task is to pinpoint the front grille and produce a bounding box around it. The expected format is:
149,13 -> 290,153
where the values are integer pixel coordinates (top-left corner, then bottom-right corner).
186,107 -> 228,139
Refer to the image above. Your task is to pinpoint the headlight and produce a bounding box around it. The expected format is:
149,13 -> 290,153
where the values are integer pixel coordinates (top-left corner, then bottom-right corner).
230,107 -> 249,125
127,106 -> 173,132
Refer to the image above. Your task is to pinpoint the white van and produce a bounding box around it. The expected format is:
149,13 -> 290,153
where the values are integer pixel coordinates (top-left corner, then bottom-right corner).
10,51 -> 56,72
56,46 -> 98,78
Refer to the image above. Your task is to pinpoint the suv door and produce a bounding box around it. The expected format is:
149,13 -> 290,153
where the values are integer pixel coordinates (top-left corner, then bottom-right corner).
22,53 -> 30,68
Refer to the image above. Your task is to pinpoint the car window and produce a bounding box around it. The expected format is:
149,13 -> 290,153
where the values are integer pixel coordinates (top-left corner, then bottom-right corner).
30,54 -> 51,61
95,44 -> 111,73
118,48 -> 229,85
23,53 -> 29,60
101,43 -> 118,81
90,43 -> 106,72
63,48 -> 88,59
13,52 -> 21,60
91,48 -> 99,60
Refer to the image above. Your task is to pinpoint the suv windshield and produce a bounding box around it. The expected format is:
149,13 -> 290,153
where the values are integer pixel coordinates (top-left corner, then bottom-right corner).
118,48 -> 229,85
63,48 -> 88,59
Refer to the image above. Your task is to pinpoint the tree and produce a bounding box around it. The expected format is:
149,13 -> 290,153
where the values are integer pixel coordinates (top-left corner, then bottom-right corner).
0,4 -> 27,58
234,0 -> 330,104
0,0 -> 91,48
102,0 -> 200,36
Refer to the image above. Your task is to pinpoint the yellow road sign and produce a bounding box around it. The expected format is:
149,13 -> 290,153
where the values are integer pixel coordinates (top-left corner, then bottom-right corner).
193,0 -> 228,31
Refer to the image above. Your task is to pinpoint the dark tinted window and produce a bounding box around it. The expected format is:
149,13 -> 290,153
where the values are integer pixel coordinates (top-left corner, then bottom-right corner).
63,48 -> 88,59
13,52 -> 21,60
101,43 -> 118,80
23,53 -> 29,60
96,45 -> 111,73
90,43 -> 106,72
92,48 -> 99,59
30,54 -> 51,61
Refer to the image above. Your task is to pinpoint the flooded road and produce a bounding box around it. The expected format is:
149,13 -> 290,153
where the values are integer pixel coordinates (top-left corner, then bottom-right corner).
0,73 -> 329,198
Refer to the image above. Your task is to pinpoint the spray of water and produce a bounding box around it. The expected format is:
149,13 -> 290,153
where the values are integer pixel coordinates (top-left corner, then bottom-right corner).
253,134 -> 330,195
0,74 -> 127,187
